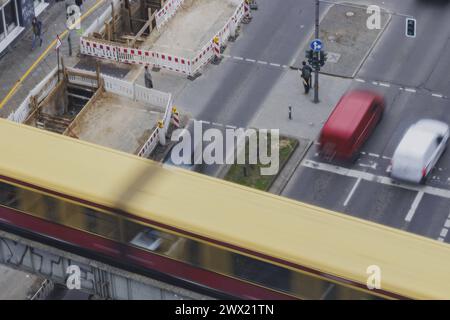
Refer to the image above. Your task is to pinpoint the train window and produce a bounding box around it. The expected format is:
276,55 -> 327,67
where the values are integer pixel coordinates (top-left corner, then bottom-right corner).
0,181 -> 19,207
82,207 -> 120,241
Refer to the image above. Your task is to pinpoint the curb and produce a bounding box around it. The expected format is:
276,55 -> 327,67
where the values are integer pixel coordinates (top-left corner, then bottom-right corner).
269,139 -> 314,195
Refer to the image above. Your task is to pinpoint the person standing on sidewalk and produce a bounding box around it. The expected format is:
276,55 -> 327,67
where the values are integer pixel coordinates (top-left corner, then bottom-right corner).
31,17 -> 43,50
300,61 -> 313,94
144,66 -> 153,89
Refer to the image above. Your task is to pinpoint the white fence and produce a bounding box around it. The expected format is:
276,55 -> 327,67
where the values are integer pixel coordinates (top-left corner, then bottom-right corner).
103,74 -> 135,99
67,71 -> 99,88
7,68 -> 59,123
11,66 -> 174,158
82,0 -> 122,37
80,0 -> 247,77
137,127 -> 160,158
66,68 -> 174,157
155,0 -> 186,30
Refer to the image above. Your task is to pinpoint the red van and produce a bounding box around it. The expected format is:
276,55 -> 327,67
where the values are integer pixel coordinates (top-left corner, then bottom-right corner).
318,90 -> 385,161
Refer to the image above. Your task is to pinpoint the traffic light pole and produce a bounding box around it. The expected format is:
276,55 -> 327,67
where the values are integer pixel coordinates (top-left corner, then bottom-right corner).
314,0 -> 320,103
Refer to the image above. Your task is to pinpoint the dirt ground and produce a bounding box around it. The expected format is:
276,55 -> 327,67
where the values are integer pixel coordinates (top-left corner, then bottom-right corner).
73,92 -> 164,154
142,0 -> 240,59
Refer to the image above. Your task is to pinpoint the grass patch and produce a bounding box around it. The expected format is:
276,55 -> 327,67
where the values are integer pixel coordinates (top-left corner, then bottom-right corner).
224,134 -> 298,191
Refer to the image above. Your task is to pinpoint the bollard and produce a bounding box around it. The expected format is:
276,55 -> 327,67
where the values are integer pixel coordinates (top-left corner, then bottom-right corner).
289,106 -> 292,120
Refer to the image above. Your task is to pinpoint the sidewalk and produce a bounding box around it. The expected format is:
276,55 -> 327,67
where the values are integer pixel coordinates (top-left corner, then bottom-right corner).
250,70 -> 352,141
0,0 -> 110,118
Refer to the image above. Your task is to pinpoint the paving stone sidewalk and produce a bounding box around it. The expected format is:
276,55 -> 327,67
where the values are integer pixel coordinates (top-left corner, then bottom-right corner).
0,0 -> 111,118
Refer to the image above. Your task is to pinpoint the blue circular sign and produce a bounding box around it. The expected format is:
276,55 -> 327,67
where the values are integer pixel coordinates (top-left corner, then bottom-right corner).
310,39 -> 323,52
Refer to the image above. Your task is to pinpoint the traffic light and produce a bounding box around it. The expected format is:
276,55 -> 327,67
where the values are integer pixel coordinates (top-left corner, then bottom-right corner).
406,18 -> 416,38
305,49 -> 314,65
319,51 -> 328,67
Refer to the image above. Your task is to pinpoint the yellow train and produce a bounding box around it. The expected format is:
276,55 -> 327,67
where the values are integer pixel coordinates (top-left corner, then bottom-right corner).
0,118 -> 449,299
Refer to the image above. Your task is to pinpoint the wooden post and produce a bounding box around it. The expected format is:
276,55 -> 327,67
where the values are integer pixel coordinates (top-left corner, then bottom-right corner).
111,2 -> 115,39
125,0 -> 133,34
96,62 -> 101,89
148,8 -> 153,33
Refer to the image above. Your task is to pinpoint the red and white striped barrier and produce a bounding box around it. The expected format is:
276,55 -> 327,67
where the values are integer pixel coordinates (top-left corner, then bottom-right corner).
244,0 -> 252,19
156,0 -> 185,31
80,0 -> 248,77
171,107 -> 180,128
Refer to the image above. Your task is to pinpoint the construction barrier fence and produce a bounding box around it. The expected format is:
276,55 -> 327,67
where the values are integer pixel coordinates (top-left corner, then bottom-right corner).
80,0 -> 247,77
155,0 -> 186,31
7,68 -> 59,123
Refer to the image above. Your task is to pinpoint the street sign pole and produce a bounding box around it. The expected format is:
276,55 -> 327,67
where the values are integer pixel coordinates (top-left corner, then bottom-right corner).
314,0 -> 320,103
57,48 -> 60,82
56,35 -> 62,82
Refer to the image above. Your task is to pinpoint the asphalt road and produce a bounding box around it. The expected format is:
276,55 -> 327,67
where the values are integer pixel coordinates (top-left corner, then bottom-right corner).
176,0 -> 315,127
283,0 -> 450,243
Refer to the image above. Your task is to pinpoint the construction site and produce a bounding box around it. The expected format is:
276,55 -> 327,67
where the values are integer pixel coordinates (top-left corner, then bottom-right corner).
142,0 -> 242,59
85,0 -> 164,48
80,0 -> 248,77
20,66 -> 174,157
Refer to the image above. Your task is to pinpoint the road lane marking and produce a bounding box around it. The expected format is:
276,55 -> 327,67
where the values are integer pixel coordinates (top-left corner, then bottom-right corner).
368,153 -> 380,158
379,82 -> 390,88
257,60 -> 268,65
355,79 -> 366,83
245,58 -> 256,63
440,229 -> 448,238
302,159 -> 450,200
405,191 -> 424,222
444,219 -> 450,228
404,88 -> 417,93
343,178 -> 361,207
233,56 -> 244,61
432,93 -> 444,98
270,63 -> 281,67
438,237 -> 445,242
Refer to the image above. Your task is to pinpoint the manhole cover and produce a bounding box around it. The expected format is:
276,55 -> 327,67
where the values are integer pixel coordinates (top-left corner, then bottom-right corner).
346,11 -> 355,17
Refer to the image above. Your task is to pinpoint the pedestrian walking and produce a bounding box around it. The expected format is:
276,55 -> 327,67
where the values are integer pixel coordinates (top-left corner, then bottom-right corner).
31,17 -> 43,50
144,66 -> 153,89
300,61 -> 313,94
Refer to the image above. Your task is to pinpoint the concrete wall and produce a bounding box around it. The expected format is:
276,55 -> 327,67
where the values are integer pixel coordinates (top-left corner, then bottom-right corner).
0,230 -> 213,300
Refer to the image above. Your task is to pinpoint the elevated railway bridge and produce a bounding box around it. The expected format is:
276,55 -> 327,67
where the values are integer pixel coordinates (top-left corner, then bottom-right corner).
0,119 -> 449,300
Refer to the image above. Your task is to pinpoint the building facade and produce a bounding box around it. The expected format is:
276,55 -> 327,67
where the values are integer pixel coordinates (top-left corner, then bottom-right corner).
0,0 -> 49,54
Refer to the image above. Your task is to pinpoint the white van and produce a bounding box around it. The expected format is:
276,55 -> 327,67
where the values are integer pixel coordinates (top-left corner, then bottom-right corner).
391,119 -> 449,184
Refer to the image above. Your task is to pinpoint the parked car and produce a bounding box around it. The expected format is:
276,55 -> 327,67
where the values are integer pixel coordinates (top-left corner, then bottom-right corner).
390,119 -> 449,184
318,90 -> 385,161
